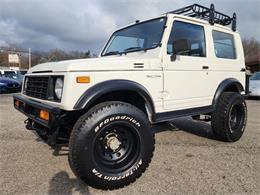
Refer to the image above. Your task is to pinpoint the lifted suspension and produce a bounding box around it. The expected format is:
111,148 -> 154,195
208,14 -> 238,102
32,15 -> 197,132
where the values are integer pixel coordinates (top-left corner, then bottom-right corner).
25,119 -> 69,146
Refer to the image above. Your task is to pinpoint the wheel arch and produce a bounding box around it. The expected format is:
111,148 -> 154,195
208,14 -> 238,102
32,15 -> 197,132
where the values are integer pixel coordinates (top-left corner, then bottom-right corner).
212,78 -> 244,107
73,79 -> 156,120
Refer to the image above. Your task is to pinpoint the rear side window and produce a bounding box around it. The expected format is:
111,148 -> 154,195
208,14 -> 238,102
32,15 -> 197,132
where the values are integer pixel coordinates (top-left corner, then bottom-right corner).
212,31 -> 236,59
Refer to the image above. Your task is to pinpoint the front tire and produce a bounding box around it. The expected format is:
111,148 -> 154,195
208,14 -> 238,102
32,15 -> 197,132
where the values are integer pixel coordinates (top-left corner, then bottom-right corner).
68,101 -> 154,189
211,92 -> 247,142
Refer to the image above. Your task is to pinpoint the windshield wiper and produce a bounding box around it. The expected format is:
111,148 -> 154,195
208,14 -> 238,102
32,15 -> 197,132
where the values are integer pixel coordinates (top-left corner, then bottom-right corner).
104,47 -> 146,56
103,51 -> 121,56
124,47 -> 143,52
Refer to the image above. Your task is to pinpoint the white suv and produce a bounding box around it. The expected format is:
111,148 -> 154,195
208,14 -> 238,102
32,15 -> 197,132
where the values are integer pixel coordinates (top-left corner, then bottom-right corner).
14,4 -> 247,189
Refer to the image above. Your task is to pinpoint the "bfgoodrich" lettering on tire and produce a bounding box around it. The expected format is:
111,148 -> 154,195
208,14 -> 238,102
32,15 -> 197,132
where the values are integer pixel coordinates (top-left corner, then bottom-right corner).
92,159 -> 142,181
94,115 -> 141,133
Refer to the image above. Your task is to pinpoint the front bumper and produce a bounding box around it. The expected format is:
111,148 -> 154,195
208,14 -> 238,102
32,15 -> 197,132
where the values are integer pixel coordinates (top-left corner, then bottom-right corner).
13,94 -> 61,128
0,86 -> 21,93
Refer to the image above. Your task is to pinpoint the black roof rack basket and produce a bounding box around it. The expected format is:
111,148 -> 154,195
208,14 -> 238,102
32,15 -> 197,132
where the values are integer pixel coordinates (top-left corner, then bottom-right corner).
167,4 -> 237,31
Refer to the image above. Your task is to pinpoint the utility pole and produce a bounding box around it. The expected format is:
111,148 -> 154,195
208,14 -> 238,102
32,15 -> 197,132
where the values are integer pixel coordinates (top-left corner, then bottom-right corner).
28,48 -> 31,69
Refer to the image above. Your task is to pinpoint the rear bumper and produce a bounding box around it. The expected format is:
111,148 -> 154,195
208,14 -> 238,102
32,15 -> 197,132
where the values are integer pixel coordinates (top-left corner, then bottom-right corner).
13,94 -> 61,128
248,90 -> 260,97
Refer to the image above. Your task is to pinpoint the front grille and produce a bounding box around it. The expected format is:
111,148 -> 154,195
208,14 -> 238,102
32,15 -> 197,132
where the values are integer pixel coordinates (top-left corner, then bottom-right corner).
24,76 -> 49,100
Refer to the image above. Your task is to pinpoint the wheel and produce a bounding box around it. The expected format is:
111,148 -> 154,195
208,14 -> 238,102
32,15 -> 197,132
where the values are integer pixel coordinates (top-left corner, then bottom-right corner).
211,92 -> 247,142
68,101 -> 154,189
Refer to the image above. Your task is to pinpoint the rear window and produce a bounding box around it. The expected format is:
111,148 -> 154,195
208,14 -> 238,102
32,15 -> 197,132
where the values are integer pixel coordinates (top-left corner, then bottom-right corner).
212,30 -> 236,59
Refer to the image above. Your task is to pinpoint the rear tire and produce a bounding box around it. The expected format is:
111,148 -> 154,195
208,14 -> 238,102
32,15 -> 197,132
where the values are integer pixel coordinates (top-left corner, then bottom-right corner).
211,92 -> 247,142
68,101 -> 154,189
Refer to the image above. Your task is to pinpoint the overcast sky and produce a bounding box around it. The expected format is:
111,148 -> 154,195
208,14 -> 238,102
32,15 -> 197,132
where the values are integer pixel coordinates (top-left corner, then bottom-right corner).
0,0 -> 259,54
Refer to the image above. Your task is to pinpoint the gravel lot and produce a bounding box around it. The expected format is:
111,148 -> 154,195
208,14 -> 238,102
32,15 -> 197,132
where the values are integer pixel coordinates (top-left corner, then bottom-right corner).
1,94 -> 260,195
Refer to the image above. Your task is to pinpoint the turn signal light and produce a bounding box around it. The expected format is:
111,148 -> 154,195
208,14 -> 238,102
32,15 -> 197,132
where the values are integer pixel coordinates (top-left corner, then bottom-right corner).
15,100 -> 20,107
39,110 -> 49,121
76,76 -> 90,83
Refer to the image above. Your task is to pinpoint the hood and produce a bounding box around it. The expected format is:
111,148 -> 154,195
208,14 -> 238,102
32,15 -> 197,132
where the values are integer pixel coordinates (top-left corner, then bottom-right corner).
0,77 -> 20,85
28,55 -> 159,73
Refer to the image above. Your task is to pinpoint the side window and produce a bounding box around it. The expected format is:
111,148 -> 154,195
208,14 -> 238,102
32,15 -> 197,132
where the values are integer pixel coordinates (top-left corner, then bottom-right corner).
212,31 -> 236,59
167,21 -> 206,57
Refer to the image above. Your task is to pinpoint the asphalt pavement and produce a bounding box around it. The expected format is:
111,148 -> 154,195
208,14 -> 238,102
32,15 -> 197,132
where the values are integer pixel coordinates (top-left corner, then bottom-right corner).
1,94 -> 260,195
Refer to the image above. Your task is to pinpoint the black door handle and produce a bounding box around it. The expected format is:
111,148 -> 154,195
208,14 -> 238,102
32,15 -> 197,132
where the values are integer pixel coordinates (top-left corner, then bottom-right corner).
202,66 -> 209,69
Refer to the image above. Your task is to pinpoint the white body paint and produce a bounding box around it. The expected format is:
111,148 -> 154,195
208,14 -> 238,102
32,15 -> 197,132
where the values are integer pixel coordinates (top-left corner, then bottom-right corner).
22,14 -> 245,114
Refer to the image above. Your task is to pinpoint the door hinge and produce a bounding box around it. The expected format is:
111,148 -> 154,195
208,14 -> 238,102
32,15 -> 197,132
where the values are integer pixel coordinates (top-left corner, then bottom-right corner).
240,68 -> 246,72
159,91 -> 169,99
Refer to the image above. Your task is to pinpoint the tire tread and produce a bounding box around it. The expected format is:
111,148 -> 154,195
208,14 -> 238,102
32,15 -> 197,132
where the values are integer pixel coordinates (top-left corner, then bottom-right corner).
68,101 -> 154,190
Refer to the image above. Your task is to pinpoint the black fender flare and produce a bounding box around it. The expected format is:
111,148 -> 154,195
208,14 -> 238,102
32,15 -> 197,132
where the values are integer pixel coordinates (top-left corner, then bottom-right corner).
73,79 -> 156,116
212,78 -> 244,107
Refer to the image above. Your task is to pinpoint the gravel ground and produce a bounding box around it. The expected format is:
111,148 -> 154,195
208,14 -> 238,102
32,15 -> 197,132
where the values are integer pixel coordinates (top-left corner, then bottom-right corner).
0,94 -> 260,195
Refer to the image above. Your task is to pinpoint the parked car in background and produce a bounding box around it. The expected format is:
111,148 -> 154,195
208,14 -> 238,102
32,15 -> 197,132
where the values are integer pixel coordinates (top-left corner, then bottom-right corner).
0,70 -> 24,84
0,77 -> 21,93
18,70 -> 28,75
248,72 -> 260,98
0,70 -> 16,78
14,72 -> 24,84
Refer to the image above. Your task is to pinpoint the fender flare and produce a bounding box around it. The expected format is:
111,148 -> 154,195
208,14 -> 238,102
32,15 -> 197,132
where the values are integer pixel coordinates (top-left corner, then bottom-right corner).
212,78 -> 244,107
73,79 -> 156,115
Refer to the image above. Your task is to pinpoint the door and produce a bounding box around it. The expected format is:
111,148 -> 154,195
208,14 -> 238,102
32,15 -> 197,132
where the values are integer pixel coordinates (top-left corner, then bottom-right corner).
163,20 -> 212,111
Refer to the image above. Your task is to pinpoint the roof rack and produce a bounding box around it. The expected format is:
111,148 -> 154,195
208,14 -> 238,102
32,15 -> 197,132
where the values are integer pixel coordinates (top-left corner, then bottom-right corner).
167,4 -> 237,31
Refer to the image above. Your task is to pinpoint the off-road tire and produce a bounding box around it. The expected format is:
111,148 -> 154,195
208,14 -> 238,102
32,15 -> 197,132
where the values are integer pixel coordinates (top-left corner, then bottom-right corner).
212,92 -> 247,142
68,101 -> 154,190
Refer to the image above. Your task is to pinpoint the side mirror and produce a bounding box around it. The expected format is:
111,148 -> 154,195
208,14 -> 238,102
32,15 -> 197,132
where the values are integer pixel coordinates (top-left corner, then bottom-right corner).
171,39 -> 190,61
170,53 -> 177,61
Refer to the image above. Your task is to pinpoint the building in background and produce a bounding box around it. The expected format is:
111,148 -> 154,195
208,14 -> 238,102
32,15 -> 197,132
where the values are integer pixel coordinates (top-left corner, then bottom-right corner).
245,52 -> 260,73
0,49 -> 29,70
8,53 -> 20,70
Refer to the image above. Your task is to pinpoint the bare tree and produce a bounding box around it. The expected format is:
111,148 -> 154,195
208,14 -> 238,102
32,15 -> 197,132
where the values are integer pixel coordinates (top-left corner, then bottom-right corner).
0,52 -> 8,67
242,38 -> 260,60
0,46 -> 94,68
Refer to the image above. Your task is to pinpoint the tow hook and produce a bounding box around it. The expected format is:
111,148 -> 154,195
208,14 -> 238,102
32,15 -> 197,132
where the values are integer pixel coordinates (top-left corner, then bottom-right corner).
25,119 -> 34,131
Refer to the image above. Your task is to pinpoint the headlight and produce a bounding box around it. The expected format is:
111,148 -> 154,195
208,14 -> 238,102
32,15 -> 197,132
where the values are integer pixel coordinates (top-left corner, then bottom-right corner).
54,78 -> 63,99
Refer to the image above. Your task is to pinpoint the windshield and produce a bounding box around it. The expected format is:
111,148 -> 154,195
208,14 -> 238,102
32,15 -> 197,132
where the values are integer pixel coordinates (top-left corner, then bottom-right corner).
250,72 -> 260,80
3,71 -> 23,80
3,71 -> 17,79
102,17 -> 166,56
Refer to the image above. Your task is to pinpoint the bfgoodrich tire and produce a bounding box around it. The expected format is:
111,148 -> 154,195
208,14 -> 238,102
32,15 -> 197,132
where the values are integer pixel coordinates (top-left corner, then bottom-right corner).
68,101 -> 154,189
212,92 -> 247,142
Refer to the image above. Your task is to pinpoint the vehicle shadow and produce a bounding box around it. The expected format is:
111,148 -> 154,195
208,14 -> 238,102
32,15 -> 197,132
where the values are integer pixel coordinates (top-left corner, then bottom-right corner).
52,145 -> 69,156
48,171 -> 91,195
247,96 -> 260,100
52,117 -> 217,156
153,117 -> 216,140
